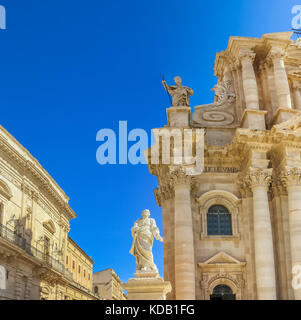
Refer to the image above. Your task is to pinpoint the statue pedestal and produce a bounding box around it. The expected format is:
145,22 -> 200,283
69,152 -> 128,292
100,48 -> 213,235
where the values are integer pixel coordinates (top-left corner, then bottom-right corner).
166,106 -> 191,127
240,109 -> 267,130
123,272 -> 172,300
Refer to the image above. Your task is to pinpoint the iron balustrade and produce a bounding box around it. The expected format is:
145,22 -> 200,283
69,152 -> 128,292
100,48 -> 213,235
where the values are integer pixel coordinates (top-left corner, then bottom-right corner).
0,223 -> 97,297
0,222 -> 72,279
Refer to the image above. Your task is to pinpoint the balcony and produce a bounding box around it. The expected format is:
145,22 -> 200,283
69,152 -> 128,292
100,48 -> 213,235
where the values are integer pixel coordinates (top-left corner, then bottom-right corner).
0,223 -> 98,298
0,222 -> 72,279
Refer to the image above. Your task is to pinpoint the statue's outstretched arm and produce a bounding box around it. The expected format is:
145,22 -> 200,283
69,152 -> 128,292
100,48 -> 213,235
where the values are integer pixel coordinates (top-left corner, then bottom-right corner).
151,220 -> 163,242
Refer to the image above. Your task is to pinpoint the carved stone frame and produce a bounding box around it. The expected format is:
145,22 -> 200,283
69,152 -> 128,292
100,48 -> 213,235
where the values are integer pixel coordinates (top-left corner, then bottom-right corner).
198,251 -> 246,300
197,190 -> 241,240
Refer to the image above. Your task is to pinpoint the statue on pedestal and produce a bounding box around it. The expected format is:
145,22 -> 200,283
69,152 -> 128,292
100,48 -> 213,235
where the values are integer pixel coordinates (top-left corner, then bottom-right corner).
129,209 -> 163,273
162,76 -> 194,107
124,210 -> 172,300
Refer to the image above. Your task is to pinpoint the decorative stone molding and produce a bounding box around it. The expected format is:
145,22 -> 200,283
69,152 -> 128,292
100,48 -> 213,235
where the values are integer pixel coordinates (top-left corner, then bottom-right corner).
197,190 -> 241,240
0,179 -> 12,200
169,166 -> 191,187
270,173 -> 287,197
43,220 -> 56,235
198,251 -> 246,300
245,168 -> 273,191
280,167 -> 301,188
266,47 -> 287,62
0,127 -> 76,221
238,48 -> 256,63
192,80 -> 236,127
154,183 -> 175,207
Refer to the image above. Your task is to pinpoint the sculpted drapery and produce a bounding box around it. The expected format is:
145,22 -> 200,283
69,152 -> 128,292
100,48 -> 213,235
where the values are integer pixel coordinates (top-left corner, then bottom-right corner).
129,209 -> 163,273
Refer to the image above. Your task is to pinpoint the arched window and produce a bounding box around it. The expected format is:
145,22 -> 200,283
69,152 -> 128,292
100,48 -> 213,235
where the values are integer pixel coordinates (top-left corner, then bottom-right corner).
207,205 -> 232,236
210,284 -> 235,300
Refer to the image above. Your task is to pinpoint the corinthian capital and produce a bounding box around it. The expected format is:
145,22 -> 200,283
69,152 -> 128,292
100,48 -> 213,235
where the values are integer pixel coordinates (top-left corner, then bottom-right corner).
292,81 -> 301,90
239,48 -> 256,64
245,168 -> 273,191
280,167 -> 301,188
169,166 -> 191,187
267,47 -> 287,62
154,184 -> 174,206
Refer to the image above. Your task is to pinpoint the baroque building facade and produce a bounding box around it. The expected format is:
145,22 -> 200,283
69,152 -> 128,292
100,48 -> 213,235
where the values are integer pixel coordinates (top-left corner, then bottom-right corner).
93,268 -> 127,300
148,32 -> 301,300
0,125 -> 98,300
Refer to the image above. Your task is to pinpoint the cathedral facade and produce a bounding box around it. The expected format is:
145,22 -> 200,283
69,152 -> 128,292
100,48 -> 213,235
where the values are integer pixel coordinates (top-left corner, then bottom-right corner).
148,32 -> 301,300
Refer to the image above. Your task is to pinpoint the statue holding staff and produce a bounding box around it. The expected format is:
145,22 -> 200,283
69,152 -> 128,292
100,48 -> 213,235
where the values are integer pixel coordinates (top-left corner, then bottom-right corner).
162,76 -> 194,107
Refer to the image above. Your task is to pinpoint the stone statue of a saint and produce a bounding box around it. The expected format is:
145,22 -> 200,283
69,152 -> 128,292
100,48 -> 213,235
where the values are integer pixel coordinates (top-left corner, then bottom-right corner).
129,209 -> 163,273
162,76 -> 194,107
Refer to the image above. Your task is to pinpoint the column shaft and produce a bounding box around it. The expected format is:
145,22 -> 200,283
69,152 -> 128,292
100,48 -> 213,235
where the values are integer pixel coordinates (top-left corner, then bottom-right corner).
292,82 -> 301,111
252,186 -> 277,299
287,185 -> 301,299
269,48 -> 292,109
174,183 -> 195,300
239,49 -> 259,110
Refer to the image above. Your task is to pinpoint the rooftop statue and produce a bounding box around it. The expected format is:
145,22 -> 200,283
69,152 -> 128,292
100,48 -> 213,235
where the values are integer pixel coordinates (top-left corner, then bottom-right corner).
162,76 -> 194,107
129,209 -> 163,273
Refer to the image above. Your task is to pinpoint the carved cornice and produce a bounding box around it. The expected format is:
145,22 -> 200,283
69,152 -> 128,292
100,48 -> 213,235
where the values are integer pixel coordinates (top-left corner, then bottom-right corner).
0,128 -> 76,221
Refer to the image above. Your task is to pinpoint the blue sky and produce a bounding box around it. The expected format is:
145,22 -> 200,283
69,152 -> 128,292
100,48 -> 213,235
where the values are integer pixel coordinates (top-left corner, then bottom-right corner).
0,0 -> 298,282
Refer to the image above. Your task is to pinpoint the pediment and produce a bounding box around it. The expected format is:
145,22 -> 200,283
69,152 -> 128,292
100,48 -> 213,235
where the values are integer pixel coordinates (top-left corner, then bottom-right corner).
0,180 -> 12,200
198,251 -> 245,266
43,220 -> 56,234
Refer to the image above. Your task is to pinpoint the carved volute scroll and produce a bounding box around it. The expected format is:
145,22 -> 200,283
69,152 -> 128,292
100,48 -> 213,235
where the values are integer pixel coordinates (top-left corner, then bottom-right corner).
192,80 -> 236,127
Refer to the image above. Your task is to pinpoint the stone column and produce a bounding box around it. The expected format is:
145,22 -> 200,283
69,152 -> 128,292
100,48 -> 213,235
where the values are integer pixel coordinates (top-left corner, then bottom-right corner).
154,185 -> 175,300
239,48 -> 259,110
246,168 -> 277,300
281,168 -> 301,299
230,63 -> 243,122
171,167 -> 195,300
292,81 -> 301,111
268,47 -> 292,110
239,49 -> 267,130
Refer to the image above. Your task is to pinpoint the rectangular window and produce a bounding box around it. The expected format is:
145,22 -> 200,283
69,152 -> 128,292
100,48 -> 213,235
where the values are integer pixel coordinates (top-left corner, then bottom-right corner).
84,270 -> 86,278
66,256 -> 68,264
88,273 -> 90,280
78,265 -> 81,273
72,261 -> 75,269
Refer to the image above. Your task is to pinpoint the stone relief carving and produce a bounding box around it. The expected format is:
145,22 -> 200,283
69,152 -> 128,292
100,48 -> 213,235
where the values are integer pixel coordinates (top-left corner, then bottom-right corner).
192,80 -> 236,127
129,209 -> 163,274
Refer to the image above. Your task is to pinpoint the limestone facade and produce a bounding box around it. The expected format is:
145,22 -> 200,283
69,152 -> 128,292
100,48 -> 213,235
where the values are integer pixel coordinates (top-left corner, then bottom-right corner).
0,125 -> 98,300
148,32 -> 301,300
93,268 -> 127,300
